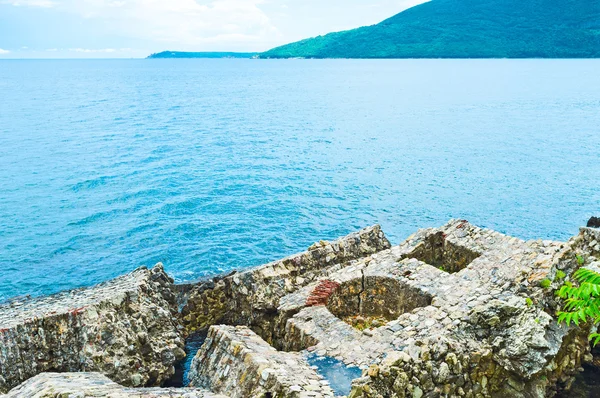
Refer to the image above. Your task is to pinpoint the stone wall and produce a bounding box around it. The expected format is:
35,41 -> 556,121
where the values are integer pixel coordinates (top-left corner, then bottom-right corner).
188,325 -> 334,398
0,264 -> 185,394
1,220 -> 598,398
275,220 -> 594,398
180,225 -> 391,344
578,227 -> 600,258
402,229 -> 482,273
327,276 -> 433,323
349,325 -> 590,398
3,373 -> 227,398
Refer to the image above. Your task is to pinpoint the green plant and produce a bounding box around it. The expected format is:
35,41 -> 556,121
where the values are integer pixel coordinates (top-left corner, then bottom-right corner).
555,270 -> 566,281
577,255 -> 585,266
557,268 -> 600,346
535,318 -> 541,324
526,298 -> 534,307
540,279 -> 552,289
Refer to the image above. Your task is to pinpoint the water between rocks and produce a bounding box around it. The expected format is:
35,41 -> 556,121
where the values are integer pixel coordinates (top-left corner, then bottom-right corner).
305,353 -> 363,396
166,332 -> 207,387
167,333 -> 363,395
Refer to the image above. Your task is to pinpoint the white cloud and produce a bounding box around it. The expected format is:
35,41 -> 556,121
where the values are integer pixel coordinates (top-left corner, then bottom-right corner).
1,0 -> 431,55
1,0 -> 55,7
69,48 -> 116,53
0,48 -> 10,54
47,0 -> 279,50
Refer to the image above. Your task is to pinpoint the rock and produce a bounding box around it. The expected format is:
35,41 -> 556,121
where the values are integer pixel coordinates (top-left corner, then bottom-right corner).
173,347 -> 187,361
2,373 -> 226,397
413,386 -> 424,398
180,225 -> 391,344
368,365 -> 380,377
588,217 -> 600,229
280,220 -> 593,398
188,325 -> 334,397
435,362 -> 450,383
0,264 -> 184,394
1,220 -> 597,398
130,373 -> 143,387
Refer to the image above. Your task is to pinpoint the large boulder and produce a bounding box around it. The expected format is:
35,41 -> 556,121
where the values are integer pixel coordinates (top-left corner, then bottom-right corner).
2,373 -> 227,398
0,264 -> 185,393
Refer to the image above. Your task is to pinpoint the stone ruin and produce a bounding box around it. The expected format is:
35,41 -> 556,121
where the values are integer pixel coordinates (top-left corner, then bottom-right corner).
3,373 -> 227,398
0,265 -> 186,393
188,325 -> 335,397
1,220 -> 600,397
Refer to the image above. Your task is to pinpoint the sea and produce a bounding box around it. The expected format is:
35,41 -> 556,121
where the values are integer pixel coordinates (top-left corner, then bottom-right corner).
0,59 -> 599,302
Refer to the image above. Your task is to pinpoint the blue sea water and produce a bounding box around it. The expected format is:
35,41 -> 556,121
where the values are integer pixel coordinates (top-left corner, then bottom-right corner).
0,59 -> 599,301
305,354 -> 363,396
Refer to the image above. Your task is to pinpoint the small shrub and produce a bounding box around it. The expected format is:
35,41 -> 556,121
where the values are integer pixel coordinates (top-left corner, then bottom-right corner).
555,270 -> 566,281
557,267 -> 600,346
526,298 -> 534,307
540,279 -> 552,289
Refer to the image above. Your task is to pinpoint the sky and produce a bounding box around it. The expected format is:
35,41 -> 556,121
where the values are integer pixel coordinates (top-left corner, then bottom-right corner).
0,0 -> 428,58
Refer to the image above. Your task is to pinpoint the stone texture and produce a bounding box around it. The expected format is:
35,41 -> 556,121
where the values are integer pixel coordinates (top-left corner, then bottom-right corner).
579,227 -> 600,258
306,280 -> 341,307
273,220 -> 594,398
587,217 -> 600,229
2,373 -> 227,398
188,325 -> 334,398
0,264 -> 184,394
1,221 -> 598,398
180,225 -> 391,344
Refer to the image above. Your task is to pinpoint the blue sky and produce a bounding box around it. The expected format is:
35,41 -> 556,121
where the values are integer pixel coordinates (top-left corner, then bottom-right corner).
0,0 -> 427,58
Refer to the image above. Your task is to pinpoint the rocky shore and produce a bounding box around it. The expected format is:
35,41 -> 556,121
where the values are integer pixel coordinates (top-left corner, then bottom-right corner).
0,265 -> 185,393
1,220 -> 599,397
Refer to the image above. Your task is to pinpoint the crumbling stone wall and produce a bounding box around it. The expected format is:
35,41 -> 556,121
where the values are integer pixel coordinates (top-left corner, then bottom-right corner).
327,276 -> 432,323
3,373 -> 227,398
578,227 -> 600,258
180,225 -> 391,344
188,325 -> 334,398
274,220 -> 594,398
403,229 -> 482,273
0,264 -> 185,394
1,220 -> 597,398
349,324 -> 590,398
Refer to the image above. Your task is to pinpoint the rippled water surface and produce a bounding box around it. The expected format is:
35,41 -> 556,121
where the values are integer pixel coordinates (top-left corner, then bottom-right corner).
1,59 -> 599,301
305,354 -> 363,396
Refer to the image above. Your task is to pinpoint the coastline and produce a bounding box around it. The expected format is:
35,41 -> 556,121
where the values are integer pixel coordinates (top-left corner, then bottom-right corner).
2,220 -> 599,397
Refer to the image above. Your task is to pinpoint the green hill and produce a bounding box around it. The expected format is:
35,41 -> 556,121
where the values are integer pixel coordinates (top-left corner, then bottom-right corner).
148,52 -> 257,59
260,0 -> 600,58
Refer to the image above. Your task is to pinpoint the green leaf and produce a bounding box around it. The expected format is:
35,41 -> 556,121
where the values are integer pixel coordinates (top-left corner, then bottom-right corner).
557,268 -> 600,345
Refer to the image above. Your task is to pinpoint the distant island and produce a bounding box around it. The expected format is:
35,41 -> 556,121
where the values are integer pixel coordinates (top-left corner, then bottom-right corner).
148,51 -> 258,59
260,0 -> 600,58
149,0 -> 600,59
